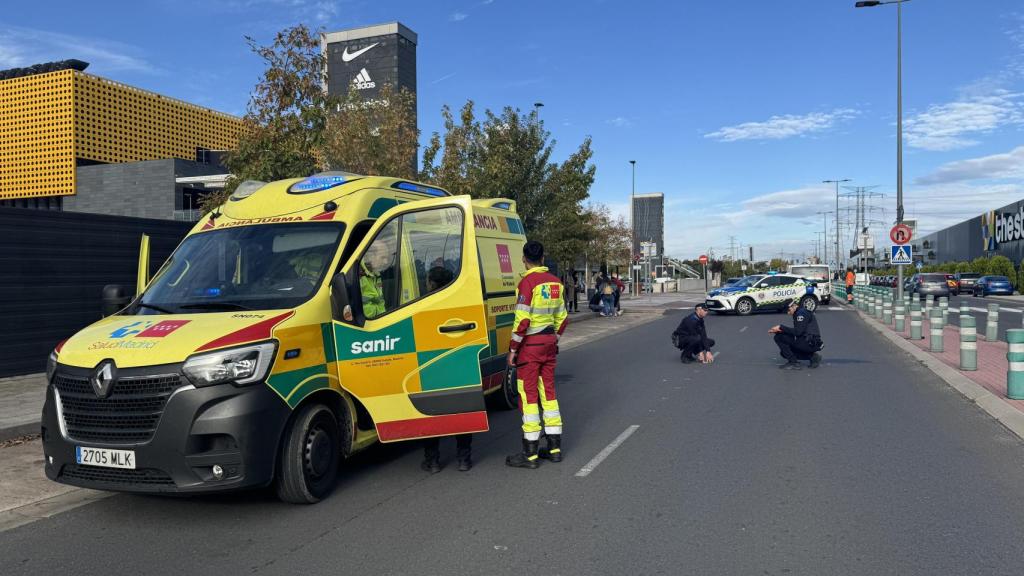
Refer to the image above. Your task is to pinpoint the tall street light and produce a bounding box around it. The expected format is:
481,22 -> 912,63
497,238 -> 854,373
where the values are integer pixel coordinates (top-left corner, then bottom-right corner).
823,179 -> 851,271
857,0 -> 908,298
629,160 -> 637,296
816,211 -> 833,264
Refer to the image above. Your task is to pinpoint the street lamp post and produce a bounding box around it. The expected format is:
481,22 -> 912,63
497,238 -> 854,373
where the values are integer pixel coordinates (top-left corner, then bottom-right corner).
816,210 -> 833,265
823,179 -> 850,271
857,0 -> 908,298
629,160 -> 637,296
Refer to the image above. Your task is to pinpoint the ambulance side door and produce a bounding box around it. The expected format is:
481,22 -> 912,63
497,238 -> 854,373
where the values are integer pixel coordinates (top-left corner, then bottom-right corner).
331,196 -> 491,442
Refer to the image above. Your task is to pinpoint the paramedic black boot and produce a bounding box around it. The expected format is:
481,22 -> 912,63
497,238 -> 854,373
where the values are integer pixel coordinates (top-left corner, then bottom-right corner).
538,434 -> 562,462
505,440 -> 540,469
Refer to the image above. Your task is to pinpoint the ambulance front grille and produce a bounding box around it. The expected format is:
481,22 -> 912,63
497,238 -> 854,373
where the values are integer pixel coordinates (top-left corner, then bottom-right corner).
54,373 -> 183,444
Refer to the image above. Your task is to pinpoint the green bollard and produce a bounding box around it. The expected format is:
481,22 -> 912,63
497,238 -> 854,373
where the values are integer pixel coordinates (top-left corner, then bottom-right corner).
929,308 -> 944,352
939,296 -> 949,325
960,315 -> 977,371
876,295 -> 885,320
883,301 -> 893,325
1006,329 -> 1024,400
986,303 -> 999,342
926,293 -> 934,316
894,302 -> 906,332
948,301 -> 959,327
910,301 -> 923,340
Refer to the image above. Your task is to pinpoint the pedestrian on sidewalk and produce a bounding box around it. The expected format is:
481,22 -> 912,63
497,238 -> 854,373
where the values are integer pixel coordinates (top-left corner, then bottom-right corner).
506,241 -> 567,468
599,274 -> 615,317
568,269 -> 581,313
673,303 -> 715,364
770,299 -> 823,370
845,268 -> 855,304
612,273 -> 625,316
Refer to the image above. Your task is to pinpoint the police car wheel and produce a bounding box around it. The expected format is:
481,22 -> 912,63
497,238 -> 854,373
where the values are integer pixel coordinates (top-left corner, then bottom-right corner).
276,403 -> 340,504
735,297 -> 755,316
799,296 -> 818,312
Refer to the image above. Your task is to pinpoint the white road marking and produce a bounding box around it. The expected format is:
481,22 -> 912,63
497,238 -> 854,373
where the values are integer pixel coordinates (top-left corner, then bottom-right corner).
575,425 -> 640,478
739,326 -> 748,333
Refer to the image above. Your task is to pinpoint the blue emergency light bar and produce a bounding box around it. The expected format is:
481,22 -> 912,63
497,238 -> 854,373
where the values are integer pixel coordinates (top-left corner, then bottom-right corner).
288,174 -> 348,194
392,181 -> 448,197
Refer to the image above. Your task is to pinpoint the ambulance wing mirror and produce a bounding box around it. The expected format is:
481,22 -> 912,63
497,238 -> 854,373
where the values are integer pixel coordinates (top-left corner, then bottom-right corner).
101,284 -> 131,317
330,272 -> 360,325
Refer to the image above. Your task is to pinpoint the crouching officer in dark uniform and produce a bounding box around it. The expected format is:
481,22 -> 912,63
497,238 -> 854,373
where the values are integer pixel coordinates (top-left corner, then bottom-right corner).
770,299 -> 823,370
673,303 -> 715,364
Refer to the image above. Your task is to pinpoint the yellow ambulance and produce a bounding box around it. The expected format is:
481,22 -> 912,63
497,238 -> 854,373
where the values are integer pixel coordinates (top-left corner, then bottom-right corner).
41,173 -> 527,503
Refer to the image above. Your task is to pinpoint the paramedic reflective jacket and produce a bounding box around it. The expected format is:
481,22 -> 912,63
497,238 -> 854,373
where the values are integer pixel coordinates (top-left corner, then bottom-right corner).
510,266 -> 569,351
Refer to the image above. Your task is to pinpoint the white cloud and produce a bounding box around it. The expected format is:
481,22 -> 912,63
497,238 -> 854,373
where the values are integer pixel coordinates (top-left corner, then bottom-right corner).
904,90 -> 1024,151
0,26 -> 158,74
740,185 -> 837,218
606,117 -> 633,128
704,109 -> 858,142
916,145 -> 1024,185
450,11 -> 468,22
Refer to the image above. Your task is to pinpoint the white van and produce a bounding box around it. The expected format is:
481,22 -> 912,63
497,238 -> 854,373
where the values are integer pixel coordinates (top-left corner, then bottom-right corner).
787,264 -> 832,304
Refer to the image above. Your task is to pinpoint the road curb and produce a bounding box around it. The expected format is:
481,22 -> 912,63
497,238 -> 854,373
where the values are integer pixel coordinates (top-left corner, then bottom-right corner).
0,422 -> 40,443
853,306 -> 1024,442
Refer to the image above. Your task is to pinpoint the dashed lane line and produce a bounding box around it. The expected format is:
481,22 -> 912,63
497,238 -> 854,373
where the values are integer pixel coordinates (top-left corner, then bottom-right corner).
575,425 -> 640,478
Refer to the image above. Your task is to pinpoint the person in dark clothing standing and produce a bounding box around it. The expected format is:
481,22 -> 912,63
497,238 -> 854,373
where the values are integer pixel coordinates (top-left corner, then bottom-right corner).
673,303 -> 716,364
770,299 -> 823,370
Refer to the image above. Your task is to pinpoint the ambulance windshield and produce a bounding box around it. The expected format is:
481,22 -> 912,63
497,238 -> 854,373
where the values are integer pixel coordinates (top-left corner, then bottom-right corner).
132,223 -> 345,314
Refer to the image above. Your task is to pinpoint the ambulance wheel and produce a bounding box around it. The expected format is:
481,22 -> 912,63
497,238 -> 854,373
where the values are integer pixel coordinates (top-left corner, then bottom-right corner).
276,403 -> 340,504
735,297 -> 755,316
799,296 -> 818,313
499,365 -> 519,410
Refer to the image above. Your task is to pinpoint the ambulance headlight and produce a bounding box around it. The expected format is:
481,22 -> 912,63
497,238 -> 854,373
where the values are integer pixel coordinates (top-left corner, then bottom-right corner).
183,342 -> 277,387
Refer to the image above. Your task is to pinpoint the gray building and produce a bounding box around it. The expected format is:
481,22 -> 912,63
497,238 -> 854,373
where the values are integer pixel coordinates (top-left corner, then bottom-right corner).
61,158 -> 227,220
916,199 -> 1024,265
632,193 -> 665,257
322,22 -> 418,103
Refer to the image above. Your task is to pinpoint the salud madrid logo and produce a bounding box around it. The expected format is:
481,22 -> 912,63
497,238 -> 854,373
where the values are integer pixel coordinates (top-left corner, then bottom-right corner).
352,68 -> 376,90
982,205 -> 1024,250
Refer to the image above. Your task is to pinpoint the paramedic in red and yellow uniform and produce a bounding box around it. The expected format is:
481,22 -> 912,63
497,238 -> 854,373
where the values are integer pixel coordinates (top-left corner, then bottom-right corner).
506,241 -> 569,469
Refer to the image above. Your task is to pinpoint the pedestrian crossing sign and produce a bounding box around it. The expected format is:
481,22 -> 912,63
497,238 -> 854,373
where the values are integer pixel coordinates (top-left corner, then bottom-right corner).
890,244 -> 912,265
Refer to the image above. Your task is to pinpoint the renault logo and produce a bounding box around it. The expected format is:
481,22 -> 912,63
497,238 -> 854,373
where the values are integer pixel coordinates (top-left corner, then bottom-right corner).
91,361 -> 117,398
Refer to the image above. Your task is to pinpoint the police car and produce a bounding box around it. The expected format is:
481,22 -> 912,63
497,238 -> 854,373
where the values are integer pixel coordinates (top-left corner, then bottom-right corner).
705,273 -> 819,316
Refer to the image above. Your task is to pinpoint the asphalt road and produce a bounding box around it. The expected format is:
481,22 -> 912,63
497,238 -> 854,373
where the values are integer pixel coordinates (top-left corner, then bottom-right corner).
3,308 -> 1024,575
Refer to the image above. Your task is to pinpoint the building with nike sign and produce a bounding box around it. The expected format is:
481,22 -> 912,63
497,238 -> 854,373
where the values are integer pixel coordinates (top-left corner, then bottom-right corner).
322,22 -> 418,104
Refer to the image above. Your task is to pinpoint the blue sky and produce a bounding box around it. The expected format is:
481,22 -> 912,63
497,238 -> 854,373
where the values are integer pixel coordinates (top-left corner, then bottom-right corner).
4,0 -> 1024,262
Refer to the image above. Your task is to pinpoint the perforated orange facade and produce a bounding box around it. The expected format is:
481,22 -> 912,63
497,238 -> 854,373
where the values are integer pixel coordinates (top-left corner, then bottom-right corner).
0,69 -> 241,201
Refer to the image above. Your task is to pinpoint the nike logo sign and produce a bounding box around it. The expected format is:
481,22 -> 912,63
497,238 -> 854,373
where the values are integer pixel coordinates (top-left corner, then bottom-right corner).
342,43 -> 379,62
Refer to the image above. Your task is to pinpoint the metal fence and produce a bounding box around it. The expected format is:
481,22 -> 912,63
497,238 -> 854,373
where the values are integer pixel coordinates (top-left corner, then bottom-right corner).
0,208 -> 191,377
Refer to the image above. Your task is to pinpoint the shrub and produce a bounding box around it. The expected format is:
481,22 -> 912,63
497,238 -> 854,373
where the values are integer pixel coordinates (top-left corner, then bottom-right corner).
971,256 -> 991,275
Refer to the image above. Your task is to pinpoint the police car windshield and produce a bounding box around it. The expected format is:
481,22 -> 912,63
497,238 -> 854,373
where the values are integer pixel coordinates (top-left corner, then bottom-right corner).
735,275 -> 765,288
133,223 -> 345,314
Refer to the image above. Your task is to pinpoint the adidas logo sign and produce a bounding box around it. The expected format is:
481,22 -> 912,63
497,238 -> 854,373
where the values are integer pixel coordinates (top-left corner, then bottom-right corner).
352,68 -> 376,90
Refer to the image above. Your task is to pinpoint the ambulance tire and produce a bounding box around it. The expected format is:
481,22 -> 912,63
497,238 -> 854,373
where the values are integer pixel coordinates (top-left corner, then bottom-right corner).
735,297 -> 755,316
498,365 -> 519,411
276,403 -> 340,504
799,295 -> 818,313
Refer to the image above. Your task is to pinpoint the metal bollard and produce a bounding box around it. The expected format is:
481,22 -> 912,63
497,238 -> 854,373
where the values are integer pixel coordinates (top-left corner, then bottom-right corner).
986,303 -> 999,341
883,301 -> 893,325
894,302 -> 906,332
960,315 -> 977,371
926,294 -> 934,315
876,295 -> 885,320
929,308 -> 944,352
1007,329 -> 1024,400
939,296 -> 949,325
910,300 -> 923,340
867,293 -> 874,315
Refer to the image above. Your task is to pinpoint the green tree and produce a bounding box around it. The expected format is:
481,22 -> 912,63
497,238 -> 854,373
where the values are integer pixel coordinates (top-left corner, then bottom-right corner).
768,258 -> 788,271
207,24 -> 332,211
971,256 -> 992,275
580,203 -> 630,271
319,84 -> 419,179
989,255 -> 1015,282
533,138 -> 597,272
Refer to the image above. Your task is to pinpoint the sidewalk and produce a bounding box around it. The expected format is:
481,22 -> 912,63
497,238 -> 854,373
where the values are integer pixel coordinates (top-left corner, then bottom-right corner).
854,302 -> 1024,440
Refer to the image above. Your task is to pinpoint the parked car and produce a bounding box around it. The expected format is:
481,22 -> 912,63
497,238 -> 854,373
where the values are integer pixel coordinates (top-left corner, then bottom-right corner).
910,273 -> 951,298
974,275 -> 1015,297
953,272 -> 981,296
